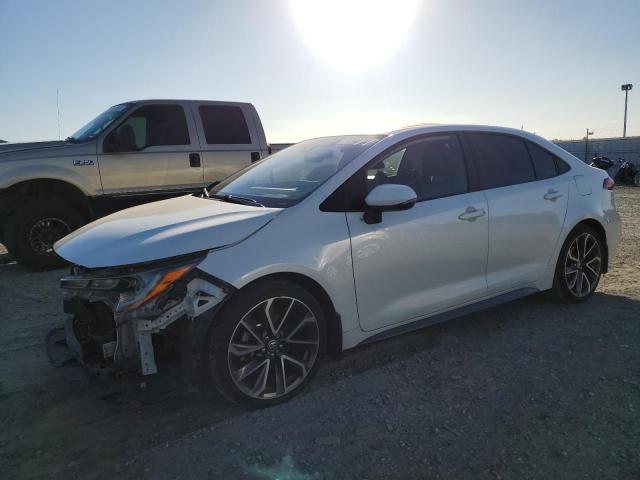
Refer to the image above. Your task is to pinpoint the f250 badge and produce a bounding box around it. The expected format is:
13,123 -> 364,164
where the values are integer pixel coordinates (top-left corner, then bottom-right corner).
73,159 -> 94,166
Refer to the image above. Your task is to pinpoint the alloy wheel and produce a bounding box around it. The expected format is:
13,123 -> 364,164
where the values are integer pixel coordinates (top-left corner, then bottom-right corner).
28,217 -> 71,256
564,233 -> 601,298
227,296 -> 320,400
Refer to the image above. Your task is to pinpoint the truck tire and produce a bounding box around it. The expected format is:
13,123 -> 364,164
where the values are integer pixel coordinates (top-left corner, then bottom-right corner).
5,200 -> 84,271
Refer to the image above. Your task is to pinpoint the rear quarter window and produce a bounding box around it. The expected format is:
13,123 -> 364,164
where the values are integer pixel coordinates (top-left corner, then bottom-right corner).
527,141 -> 572,177
557,157 -> 571,174
527,141 -> 558,179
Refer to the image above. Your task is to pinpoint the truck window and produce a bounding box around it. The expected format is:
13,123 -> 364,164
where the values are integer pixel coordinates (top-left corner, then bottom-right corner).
119,104 -> 190,148
199,105 -> 252,144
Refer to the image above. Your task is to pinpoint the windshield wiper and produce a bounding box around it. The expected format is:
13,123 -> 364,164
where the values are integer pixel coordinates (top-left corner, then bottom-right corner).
211,193 -> 264,207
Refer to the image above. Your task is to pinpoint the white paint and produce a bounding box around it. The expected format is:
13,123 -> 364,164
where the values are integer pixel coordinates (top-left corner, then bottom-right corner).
56,124 -> 622,350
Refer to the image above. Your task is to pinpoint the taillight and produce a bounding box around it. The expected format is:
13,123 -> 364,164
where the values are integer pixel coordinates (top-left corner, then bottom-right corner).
603,178 -> 615,190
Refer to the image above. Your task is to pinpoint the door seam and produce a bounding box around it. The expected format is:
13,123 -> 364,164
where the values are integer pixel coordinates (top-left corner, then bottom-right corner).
343,211 -> 363,332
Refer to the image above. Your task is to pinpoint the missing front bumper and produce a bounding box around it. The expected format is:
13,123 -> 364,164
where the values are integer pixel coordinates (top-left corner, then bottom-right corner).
58,276 -> 231,376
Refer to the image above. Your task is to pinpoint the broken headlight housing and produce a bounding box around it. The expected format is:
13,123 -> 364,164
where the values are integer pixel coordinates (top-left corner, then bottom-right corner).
61,254 -> 205,318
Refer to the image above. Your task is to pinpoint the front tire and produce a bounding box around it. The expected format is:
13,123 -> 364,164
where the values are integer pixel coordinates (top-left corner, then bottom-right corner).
204,279 -> 326,407
4,200 -> 83,271
550,225 -> 603,303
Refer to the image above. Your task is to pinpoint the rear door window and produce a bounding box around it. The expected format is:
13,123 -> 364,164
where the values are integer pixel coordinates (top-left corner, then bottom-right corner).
199,105 -> 252,144
467,133 -> 535,189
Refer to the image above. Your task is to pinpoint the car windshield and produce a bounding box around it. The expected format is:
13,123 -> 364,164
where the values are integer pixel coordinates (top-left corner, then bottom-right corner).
68,103 -> 132,143
209,135 -> 384,208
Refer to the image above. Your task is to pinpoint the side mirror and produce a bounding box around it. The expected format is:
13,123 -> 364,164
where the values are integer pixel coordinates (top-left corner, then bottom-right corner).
104,124 -> 138,153
363,184 -> 417,224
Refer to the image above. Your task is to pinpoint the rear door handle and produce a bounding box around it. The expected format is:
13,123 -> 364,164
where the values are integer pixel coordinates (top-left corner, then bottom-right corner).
544,189 -> 563,201
458,206 -> 486,222
189,153 -> 201,168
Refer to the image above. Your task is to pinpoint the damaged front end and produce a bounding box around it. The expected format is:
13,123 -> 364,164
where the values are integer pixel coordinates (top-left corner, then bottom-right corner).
59,253 -> 233,376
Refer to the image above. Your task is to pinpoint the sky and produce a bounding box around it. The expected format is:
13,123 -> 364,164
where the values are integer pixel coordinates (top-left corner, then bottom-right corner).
1,0 -> 639,143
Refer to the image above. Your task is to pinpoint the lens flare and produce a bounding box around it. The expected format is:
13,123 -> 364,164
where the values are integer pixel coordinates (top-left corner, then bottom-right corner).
289,0 -> 421,72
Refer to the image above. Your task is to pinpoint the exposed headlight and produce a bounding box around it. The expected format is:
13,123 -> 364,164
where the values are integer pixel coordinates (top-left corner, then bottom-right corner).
120,263 -> 194,312
60,276 -> 134,291
61,255 -> 203,316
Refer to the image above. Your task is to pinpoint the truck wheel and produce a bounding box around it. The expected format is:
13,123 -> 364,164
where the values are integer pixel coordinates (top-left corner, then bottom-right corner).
5,200 -> 84,271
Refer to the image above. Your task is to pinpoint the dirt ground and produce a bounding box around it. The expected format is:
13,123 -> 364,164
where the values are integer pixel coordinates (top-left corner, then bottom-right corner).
1,188 -> 638,480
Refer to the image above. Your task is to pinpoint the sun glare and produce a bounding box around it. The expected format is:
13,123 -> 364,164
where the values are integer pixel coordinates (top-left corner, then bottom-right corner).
289,0 -> 421,73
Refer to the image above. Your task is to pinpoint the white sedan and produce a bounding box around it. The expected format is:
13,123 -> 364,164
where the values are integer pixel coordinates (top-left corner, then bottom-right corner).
56,125 -> 621,406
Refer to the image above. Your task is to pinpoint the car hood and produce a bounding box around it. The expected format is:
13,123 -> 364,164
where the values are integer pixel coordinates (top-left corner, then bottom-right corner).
55,195 -> 282,268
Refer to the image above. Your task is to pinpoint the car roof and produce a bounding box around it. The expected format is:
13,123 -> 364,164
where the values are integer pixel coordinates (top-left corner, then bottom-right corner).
386,124 -> 533,137
377,124 -> 585,170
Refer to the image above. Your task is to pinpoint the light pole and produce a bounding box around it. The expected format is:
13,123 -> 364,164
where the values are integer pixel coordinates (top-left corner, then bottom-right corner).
585,128 -> 594,162
622,84 -> 633,137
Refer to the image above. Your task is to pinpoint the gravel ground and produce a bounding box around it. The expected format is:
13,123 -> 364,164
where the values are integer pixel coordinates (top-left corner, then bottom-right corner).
1,187 -> 639,480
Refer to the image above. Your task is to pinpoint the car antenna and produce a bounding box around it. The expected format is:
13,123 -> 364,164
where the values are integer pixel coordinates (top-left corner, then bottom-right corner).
56,89 -> 62,140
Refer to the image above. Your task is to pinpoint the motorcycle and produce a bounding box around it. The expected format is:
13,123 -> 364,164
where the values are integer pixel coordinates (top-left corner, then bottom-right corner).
590,156 -> 640,186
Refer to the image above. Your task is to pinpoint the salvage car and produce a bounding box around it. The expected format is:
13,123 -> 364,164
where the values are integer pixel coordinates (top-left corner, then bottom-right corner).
54,125 -> 621,406
0,99 -> 270,270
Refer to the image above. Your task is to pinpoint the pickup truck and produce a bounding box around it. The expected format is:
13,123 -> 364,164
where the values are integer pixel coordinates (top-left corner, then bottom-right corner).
0,99 -> 271,270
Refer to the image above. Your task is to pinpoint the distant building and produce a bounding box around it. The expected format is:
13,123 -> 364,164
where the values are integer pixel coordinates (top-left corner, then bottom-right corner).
553,136 -> 640,167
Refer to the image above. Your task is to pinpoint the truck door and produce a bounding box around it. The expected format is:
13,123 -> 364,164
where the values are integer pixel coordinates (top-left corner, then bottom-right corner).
98,102 -> 203,196
191,102 -> 266,186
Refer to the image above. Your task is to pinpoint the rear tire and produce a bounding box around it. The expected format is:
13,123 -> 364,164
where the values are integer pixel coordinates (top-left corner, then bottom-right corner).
204,278 -> 326,407
550,225 -> 603,303
5,200 -> 84,271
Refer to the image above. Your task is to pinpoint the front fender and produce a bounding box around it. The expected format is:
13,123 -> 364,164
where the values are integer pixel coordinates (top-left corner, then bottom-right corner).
196,208 -> 360,337
0,163 -> 100,195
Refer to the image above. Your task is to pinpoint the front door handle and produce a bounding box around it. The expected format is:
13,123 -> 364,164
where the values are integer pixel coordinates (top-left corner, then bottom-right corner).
189,153 -> 201,168
458,206 -> 486,222
544,189 -> 563,201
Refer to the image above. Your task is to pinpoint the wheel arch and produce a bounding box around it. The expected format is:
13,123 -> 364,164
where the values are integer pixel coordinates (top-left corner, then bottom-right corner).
565,218 -> 609,273
234,272 -> 343,358
3,178 -> 93,222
